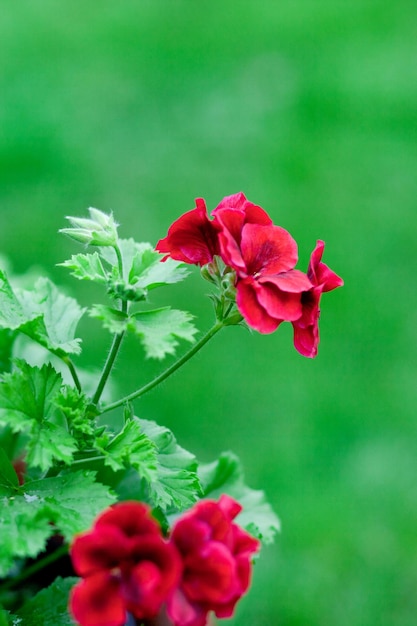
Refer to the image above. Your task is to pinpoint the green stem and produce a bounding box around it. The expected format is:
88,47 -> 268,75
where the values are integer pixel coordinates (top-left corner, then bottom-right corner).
92,242 -> 128,405
0,544 -> 69,592
100,321 -> 224,414
61,356 -> 82,392
92,330 -> 125,405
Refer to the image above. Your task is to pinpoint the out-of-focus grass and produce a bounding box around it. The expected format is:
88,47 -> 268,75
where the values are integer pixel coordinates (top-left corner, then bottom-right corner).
1,2 -> 417,624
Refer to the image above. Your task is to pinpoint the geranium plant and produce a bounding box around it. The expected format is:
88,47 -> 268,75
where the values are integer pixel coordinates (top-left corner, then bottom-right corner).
0,193 -> 342,626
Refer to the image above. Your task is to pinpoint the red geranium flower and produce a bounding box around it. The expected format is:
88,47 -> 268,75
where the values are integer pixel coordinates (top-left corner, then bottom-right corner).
212,194 -> 311,332
292,240 -> 344,357
157,193 -> 311,333
166,495 -> 260,626
69,502 -> 181,626
156,199 -> 220,266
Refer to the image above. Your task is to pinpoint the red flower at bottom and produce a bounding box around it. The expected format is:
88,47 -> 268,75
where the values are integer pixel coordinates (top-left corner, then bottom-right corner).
69,502 -> 181,626
166,495 -> 260,626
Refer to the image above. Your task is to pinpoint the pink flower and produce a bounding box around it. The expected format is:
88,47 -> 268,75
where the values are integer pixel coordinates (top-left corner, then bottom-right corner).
292,240 -> 344,358
69,502 -> 181,626
156,199 -> 220,266
166,495 -> 260,626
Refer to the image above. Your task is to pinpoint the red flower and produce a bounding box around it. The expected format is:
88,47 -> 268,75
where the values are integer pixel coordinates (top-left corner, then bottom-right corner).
292,240 -> 344,358
156,199 -> 220,266
166,495 -> 260,626
212,194 -> 311,332
69,502 -> 181,626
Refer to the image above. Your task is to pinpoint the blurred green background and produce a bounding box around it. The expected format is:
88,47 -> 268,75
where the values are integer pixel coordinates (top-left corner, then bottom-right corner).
1,1 -> 417,624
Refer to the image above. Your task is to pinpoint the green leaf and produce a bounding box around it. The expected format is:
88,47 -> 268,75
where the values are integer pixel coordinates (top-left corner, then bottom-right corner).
0,362 -> 77,472
139,418 -> 202,512
89,305 -> 129,334
17,278 -> 86,356
12,577 -> 78,625
26,422 -> 76,471
59,252 -> 108,284
0,329 -> 15,374
199,451 -> 280,545
89,305 -> 197,359
0,470 -> 116,576
24,470 -> 117,541
128,245 -> 189,290
54,386 -> 97,446
0,271 -> 85,358
131,308 -> 197,359
0,493 -> 56,577
0,269 -> 41,330
0,361 -> 62,427
100,418 -> 157,482
0,447 -> 19,490
100,239 -> 190,302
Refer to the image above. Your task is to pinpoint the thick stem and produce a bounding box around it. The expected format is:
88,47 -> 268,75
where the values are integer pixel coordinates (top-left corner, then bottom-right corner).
100,321 -> 224,414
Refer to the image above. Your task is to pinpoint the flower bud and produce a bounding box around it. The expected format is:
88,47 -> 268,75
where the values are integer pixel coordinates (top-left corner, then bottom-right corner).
60,208 -> 119,247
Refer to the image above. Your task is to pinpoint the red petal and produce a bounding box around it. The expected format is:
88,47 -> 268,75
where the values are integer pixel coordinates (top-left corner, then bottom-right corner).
236,279 -> 282,333
129,535 -> 182,592
255,282 -> 303,322
94,501 -> 161,539
172,517 -> 213,554
124,561 -> 163,619
307,241 -> 343,292
182,542 -> 237,604
292,320 -> 318,358
218,495 -> 242,521
213,193 -> 272,226
71,526 -> 129,577
240,224 -> 298,276
259,269 -> 312,293
166,588 -> 208,626
69,573 -> 126,626
156,201 -> 218,266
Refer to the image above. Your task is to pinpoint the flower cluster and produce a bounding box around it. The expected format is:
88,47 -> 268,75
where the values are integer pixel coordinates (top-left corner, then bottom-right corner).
69,497 -> 259,626
156,192 -> 343,357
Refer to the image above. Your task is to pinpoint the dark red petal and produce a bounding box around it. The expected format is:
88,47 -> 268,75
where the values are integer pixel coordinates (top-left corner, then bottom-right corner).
69,573 -> 126,626
71,526 -> 129,576
166,588 -> 208,626
316,261 -> 344,292
231,525 -> 260,559
183,542 -> 237,604
156,201 -> 218,266
213,193 -> 272,226
124,561 -> 163,619
212,192 -> 249,211
292,319 -> 318,358
307,241 -> 343,292
259,269 -> 312,293
129,535 -> 182,592
94,501 -> 161,539
240,224 -> 298,275
255,282 -> 303,322
191,501 -> 232,542
213,208 -> 247,270
297,290 -> 320,328
171,517 -> 213,554
236,279 -> 282,333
